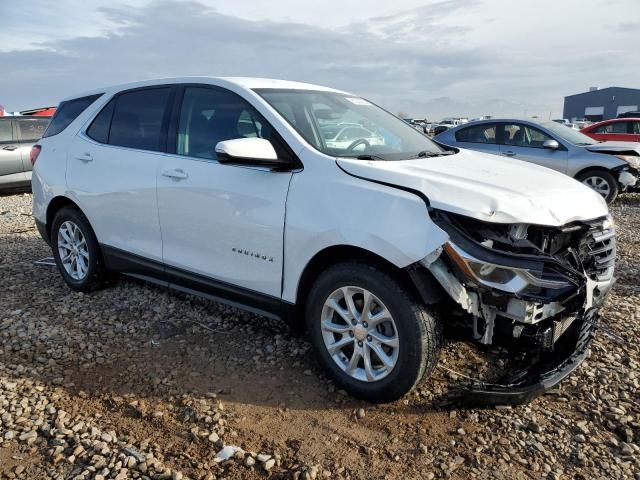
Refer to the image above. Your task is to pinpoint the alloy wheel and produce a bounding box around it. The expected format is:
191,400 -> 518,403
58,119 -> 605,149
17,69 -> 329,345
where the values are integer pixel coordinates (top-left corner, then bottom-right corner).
582,175 -> 611,198
321,286 -> 399,382
57,220 -> 90,280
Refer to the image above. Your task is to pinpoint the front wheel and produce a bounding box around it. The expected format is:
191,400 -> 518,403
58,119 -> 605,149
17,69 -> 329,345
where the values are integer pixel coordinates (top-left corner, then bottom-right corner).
305,262 -> 441,403
577,169 -> 619,203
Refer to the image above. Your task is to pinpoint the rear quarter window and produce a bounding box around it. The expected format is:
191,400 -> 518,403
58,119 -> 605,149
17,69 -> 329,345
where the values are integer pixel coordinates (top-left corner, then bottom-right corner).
43,94 -> 103,138
86,98 -> 116,144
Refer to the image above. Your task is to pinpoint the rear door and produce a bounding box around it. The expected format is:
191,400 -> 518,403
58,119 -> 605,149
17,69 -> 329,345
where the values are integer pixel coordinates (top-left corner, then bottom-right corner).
15,117 -> 50,177
156,85 -> 293,297
0,119 -> 27,186
498,122 -> 568,173
452,123 -> 500,155
67,86 -> 175,262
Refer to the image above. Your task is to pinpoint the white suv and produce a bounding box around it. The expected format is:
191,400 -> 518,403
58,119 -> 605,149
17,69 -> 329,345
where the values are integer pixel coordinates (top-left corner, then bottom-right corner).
32,77 -> 615,404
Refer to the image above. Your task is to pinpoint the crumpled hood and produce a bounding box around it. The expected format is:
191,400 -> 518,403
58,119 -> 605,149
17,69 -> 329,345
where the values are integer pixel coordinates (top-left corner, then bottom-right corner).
337,149 -> 608,226
584,141 -> 640,170
584,141 -> 640,156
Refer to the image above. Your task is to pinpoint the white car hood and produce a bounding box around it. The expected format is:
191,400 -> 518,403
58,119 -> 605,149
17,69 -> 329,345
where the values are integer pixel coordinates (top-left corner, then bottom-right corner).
337,149 -> 608,226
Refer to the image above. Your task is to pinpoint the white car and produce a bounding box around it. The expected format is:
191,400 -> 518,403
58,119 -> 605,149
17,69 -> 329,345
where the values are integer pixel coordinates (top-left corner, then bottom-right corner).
32,77 -> 614,404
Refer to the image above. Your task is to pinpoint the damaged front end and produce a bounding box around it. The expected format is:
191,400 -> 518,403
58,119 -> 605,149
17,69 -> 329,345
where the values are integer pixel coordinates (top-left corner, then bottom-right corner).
423,210 -> 616,405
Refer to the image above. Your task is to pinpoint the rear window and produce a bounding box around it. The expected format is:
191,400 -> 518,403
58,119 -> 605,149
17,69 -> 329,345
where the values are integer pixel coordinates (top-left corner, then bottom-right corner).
17,118 -> 50,142
43,94 -> 102,138
108,88 -> 172,152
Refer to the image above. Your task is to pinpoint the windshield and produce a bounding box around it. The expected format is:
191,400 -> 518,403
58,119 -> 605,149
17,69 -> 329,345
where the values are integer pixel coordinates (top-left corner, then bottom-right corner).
541,121 -> 597,145
255,89 -> 445,160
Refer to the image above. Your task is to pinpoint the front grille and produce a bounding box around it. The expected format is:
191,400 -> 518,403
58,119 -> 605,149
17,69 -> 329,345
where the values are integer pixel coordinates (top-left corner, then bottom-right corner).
580,222 -> 616,282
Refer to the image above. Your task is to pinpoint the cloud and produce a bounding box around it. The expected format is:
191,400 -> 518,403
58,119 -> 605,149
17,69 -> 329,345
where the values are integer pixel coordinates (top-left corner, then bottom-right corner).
0,0 -> 638,119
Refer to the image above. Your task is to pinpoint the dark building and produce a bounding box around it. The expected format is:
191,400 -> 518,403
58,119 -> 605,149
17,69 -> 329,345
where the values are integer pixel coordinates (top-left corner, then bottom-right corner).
563,86 -> 640,122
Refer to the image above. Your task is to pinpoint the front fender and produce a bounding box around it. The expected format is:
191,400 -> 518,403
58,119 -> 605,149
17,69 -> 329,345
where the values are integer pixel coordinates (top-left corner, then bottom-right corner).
282,158 -> 448,303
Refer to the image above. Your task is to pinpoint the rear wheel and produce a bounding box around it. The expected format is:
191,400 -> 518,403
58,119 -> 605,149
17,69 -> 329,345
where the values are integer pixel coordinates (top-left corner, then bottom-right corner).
577,169 -> 618,203
51,207 -> 106,292
305,262 -> 441,403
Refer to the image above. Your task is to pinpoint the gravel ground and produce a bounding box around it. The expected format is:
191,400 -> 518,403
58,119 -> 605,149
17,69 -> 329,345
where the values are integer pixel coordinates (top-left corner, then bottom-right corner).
0,192 -> 638,480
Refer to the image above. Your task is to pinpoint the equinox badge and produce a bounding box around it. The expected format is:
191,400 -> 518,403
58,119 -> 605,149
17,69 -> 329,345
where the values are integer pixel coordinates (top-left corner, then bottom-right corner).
232,247 -> 274,263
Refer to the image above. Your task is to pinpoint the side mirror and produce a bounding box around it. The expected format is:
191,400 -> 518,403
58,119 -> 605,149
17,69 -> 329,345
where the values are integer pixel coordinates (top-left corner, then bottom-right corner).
215,138 -> 288,169
543,139 -> 560,150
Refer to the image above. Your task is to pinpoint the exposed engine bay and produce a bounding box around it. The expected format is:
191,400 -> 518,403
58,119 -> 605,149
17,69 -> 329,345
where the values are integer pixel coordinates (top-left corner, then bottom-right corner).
416,210 -> 616,404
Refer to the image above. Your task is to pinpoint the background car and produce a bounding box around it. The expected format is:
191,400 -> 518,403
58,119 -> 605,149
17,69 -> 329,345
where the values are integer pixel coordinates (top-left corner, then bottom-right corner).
434,118 -> 639,202
0,115 -> 50,191
432,124 -> 450,136
322,125 -> 384,150
580,118 -> 640,142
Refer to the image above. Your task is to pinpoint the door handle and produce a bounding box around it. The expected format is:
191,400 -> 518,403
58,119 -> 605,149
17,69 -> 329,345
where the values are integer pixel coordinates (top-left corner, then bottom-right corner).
75,152 -> 93,162
2,145 -> 17,151
161,168 -> 189,180
502,151 -> 516,157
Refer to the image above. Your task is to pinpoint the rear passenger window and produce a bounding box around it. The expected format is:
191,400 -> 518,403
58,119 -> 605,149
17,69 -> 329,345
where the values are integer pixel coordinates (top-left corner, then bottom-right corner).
43,94 -> 102,138
17,118 -> 50,142
0,120 -> 12,143
455,124 -> 496,144
109,88 -> 172,152
86,98 -> 116,144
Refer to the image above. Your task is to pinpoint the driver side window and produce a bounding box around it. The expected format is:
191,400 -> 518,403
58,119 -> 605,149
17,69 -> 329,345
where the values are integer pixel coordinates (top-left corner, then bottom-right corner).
177,87 -> 269,160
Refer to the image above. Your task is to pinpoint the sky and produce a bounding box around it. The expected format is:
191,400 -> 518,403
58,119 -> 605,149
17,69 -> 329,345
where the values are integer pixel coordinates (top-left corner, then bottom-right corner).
0,0 -> 638,119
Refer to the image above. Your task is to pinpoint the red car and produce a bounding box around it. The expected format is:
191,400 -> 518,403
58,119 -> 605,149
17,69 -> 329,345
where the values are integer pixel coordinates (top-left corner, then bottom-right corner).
580,118 -> 640,142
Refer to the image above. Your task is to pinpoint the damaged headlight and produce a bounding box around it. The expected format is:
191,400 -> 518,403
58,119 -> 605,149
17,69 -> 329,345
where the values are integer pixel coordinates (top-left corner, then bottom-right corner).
616,154 -> 640,171
444,243 -> 572,294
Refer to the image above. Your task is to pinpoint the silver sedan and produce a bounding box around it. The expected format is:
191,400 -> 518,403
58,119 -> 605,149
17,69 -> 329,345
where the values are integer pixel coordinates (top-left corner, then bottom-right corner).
434,118 -> 639,203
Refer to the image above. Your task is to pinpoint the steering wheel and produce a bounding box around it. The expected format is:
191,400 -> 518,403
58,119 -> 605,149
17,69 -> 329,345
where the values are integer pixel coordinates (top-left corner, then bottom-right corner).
346,138 -> 370,152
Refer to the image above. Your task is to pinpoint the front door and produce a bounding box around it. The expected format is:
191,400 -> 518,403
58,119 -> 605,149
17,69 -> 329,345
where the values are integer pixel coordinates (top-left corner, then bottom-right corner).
157,85 -> 293,297
499,123 -> 568,173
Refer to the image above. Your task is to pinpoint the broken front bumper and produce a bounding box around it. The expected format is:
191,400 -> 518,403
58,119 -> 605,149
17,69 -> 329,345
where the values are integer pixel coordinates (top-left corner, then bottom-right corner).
464,308 -> 598,406
618,168 -> 639,192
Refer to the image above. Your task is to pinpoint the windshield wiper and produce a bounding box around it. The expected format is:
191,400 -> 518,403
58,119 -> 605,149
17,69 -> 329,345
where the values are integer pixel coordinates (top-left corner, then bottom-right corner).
354,154 -> 386,160
414,150 -> 455,158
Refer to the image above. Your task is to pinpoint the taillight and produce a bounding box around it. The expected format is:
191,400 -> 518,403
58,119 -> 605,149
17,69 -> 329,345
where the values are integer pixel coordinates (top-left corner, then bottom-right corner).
30,144 -> 41,166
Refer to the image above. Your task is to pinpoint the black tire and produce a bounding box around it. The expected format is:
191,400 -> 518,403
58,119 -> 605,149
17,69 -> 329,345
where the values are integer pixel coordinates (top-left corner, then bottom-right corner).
305,262 -> 441,403
51,206 -> 106,292
576,169 -> 619,204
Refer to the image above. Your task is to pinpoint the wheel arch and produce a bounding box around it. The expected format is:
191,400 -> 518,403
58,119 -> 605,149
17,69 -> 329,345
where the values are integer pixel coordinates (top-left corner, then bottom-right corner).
574,165 -> 616,181
288,244 -> 444,333
45,196 -> 82,241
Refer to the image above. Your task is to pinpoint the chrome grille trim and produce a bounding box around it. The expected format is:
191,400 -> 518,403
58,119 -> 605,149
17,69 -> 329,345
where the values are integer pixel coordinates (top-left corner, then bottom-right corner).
581,224 -> 616,282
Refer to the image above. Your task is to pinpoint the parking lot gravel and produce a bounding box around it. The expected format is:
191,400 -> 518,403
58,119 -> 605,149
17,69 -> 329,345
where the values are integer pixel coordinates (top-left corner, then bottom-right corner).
0,192 -> 638,480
